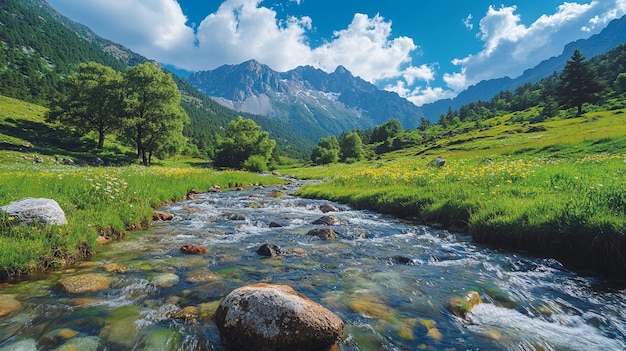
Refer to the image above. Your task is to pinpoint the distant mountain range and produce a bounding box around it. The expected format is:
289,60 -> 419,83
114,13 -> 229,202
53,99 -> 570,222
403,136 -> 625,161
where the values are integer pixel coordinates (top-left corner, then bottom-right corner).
186,60 -> 423,142
421,14 -> 626,120
4,0 -> 626,157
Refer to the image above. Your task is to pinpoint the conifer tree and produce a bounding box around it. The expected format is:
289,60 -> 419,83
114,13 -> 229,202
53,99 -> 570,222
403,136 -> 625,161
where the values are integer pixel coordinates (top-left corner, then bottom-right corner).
556,49 -> 604,115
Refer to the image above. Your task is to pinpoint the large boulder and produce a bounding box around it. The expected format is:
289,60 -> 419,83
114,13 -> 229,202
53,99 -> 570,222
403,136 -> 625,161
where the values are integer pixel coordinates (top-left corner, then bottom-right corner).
215,283 -> 344,351
0,198 -> 67,226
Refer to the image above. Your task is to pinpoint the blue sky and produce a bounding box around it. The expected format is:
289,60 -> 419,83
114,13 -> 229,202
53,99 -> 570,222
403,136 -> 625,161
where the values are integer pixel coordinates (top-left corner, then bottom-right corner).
47,0 -> 626,106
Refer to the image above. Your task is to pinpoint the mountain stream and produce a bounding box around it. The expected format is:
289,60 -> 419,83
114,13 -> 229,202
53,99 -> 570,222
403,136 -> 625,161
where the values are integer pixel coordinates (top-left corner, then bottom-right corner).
1,181 -> 625,350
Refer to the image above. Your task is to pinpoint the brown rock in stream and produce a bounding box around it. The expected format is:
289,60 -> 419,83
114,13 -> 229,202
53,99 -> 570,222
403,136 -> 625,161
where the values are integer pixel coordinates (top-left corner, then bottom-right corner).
0,294 -> 22,317
215,283 -> 344,351
56,273 -> 112,294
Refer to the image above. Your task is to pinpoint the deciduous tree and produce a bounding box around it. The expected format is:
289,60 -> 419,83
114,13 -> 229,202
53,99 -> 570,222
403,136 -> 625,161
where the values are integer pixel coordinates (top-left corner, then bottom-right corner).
46,62 -> 123,149
122,62 -> 189,165
311,136 -> 340,165
213,117 -> 276,170
339,131 -> 365,163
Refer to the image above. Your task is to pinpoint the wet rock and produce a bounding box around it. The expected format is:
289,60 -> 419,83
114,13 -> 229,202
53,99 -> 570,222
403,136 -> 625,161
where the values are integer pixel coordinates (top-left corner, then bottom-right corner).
391,255 -> 412,264
180,244 -> 209,254
56,273 -> 112,294
268,190 -> 285,197
447,291 -> 482,318
428,157 -> 446,168
319,204 -> 338,213
172,306 -> 199,323
307,228 -> 339,240
209,185 -> 222,193
256,243 -> 281,257
152,211 -> 174,221
215,283 -> 344,351
185,189 -> 201,200
0,197 -> 67,226
268,221 -> 283,228
0,294 -> 22,317
312,215 -> 340,225
348,294 -> 392,320
420,319 -> 442,342
229,213 -> 247,221
55,336 -> 100,351
99,305 -> 141,348
0,339 -> 38,351
151,273 -> 179,288
102,263 -> 128,273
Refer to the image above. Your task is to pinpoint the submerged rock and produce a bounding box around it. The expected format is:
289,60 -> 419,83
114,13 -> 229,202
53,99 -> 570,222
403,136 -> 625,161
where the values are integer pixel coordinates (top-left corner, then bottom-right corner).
151,273 -> 179,288
56,273 -> 112,294
447,291 -> 482,318
215,283 -> 344,351
307,228 -> 339,240
312,215 -> 340,225
172,306 -> 199,323
0,197 -> 67,226
180,244 -> 209,254
0,294 -> 22,317
256,243 -> 281,257
268,221 -> 283,228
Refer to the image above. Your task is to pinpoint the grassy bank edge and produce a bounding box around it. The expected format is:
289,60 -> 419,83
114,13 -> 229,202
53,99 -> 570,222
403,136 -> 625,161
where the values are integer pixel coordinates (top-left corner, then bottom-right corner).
295,165 -> 626,279
0,165 -> 284,280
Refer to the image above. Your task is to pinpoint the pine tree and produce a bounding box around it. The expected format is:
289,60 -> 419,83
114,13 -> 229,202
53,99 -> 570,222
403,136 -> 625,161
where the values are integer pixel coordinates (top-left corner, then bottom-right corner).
556,49 -> 604,115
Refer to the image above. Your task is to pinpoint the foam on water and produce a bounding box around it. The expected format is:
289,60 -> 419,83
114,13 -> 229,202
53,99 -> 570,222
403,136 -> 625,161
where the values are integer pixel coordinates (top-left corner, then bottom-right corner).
468,303 -> 626,350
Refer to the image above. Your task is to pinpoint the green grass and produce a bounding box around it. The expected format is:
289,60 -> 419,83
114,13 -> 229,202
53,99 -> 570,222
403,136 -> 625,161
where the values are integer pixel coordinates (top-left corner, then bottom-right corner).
0,96 -> 284,278
290,109 -> 626,276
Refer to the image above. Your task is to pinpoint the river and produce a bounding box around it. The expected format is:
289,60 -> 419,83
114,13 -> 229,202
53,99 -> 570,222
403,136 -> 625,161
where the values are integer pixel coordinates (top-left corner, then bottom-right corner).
1,182 -> 625,350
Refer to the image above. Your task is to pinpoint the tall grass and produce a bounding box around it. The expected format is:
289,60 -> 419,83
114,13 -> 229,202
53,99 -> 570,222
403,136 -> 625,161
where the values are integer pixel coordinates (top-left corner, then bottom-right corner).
0,158 -> 282,278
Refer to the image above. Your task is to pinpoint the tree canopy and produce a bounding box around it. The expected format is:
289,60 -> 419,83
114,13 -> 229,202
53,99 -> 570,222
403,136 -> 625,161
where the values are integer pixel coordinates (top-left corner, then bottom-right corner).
339,131 -> 365,163
556,49 -> 605,115
122,62 -> 189,166
213,117 -> 276,170
46,62 -> 124,149
311,136 -> 340,165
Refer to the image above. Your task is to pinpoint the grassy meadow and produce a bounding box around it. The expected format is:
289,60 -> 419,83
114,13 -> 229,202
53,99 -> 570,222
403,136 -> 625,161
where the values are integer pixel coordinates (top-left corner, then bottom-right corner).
293,108 -> 626,276
0,96 -> 283,278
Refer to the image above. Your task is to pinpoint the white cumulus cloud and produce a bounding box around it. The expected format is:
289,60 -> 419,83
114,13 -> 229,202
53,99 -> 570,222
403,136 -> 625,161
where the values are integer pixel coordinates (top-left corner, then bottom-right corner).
47,0 -> 626,108
443,1 -> 626,94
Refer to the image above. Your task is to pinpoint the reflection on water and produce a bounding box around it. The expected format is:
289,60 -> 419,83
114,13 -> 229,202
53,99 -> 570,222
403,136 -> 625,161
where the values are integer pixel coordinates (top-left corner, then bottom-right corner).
1,183 -> 625,350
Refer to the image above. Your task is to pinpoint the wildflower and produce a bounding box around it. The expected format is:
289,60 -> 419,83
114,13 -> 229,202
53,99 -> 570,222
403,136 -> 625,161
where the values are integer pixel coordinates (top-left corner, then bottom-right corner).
7,216 -> 14,221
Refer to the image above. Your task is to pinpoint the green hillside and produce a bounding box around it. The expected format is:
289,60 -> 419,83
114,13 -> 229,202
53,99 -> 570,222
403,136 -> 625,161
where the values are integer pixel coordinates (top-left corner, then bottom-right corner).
0,0 -> 311,159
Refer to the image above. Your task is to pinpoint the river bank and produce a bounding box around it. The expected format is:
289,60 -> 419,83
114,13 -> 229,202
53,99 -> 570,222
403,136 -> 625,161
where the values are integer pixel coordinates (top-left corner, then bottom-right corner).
1,182 -> 625,350
293,153 -> 626,279
0,159 -> 283,279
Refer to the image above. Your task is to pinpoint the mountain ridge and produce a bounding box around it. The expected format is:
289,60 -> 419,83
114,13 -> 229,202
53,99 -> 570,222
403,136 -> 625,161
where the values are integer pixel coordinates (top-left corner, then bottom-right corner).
186,60 -> 423,141
421,14 -> 626,120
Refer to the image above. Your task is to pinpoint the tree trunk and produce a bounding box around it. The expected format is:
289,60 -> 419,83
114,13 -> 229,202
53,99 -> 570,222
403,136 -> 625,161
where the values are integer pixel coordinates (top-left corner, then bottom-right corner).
577,103 -> 583,116
141,150 -> 149,166
97,130 -> 105,149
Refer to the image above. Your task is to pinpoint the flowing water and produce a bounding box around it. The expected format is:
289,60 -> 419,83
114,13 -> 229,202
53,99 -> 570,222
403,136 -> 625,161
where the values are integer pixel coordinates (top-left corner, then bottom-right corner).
1,182 -> 626,350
